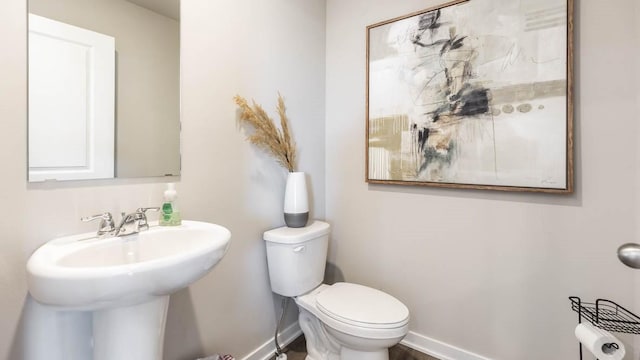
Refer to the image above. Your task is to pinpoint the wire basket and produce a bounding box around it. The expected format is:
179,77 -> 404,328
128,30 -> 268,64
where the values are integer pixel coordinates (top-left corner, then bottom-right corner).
569,296 -> 640,334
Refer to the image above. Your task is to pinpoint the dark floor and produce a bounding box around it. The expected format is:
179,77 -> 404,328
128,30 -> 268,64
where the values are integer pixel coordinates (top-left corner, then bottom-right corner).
272,335 -> 439,360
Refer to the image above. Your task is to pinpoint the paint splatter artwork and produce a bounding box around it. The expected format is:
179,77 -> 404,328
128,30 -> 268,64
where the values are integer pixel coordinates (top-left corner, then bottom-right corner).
367,0 -> 572,192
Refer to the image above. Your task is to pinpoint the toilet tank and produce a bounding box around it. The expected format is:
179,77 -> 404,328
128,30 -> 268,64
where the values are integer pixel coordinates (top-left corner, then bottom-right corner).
263,221 -> 330,297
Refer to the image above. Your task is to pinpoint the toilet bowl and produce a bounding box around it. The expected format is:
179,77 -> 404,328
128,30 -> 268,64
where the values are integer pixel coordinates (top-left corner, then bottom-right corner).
264,221 -> 410,360
296,283 -> 409,360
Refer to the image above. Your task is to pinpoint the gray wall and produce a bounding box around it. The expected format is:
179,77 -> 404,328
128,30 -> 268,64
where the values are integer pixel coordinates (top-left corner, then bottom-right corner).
325,0 -> 640,359
0,0 -> 325,358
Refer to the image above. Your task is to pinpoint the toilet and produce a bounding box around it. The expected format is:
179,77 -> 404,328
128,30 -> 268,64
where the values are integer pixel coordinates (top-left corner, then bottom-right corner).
264,221 -> 409,360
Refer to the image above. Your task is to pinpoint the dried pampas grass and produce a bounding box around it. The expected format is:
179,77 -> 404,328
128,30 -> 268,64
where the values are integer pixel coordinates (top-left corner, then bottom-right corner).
234,94 -> 297,172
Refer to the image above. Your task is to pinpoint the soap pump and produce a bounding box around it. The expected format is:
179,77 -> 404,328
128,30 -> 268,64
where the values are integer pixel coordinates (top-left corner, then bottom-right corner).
160,183 -> 182,226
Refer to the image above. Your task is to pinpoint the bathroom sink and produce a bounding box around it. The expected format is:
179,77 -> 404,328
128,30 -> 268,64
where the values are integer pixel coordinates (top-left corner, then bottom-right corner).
27,220 -> 231,360
27,220 -> 231,310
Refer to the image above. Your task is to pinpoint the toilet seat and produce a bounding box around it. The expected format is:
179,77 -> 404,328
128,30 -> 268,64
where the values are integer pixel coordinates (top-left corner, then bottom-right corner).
314,283 -> 409,339
316,283 -> 409,329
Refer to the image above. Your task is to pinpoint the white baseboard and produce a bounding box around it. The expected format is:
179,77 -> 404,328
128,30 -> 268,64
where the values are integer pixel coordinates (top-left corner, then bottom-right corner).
241,322 -> 303,360
401,331 -> 492,360
240,326 -> 489,360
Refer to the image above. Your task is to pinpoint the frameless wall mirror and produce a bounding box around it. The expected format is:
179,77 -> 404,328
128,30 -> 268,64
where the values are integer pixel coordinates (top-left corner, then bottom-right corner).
28,0 -> 181,182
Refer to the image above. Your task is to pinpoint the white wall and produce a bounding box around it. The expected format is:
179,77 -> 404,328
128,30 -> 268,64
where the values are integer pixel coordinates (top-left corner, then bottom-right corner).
326,0 -> 640,359
0,0 -> 325,359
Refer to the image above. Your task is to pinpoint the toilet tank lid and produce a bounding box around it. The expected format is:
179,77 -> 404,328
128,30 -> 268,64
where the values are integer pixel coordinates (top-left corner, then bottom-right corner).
263,221 -> 330,244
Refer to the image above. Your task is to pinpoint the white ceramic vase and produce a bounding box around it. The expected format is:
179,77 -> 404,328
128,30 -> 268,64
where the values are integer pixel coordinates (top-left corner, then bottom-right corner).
284,171 -> 309,228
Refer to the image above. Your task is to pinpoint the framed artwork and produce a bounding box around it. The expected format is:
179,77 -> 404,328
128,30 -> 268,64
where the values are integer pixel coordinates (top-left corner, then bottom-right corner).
366,0 -> 573,193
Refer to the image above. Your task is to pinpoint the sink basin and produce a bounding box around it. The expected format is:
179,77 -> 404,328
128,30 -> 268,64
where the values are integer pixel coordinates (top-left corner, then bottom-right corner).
27,221 -> 231,310
28,220 -> 230,310
26,220 -> 231,360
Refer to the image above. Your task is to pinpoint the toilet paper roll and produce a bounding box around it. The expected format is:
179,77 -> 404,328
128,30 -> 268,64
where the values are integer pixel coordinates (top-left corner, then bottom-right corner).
575,323 -> 626,360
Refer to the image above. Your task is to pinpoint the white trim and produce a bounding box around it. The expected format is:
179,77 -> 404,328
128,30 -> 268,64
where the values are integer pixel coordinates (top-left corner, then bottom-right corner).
240,322 -> 303,360
401,331 -> 493,360
238,326 -> 492,360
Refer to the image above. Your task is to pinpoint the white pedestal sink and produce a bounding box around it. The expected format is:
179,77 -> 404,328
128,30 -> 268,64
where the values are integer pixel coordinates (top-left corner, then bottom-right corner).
27,221 -> 231,360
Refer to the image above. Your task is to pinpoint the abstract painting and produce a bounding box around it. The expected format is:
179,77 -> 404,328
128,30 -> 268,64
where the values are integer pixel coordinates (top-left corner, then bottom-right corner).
366,0 -> 573,192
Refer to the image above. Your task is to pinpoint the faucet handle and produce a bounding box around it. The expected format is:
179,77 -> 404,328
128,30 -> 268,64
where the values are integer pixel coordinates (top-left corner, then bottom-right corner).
135,207 -> 160,231
136,207 -> 160,214
81,212 -> 113,222
81,212 -> 115,236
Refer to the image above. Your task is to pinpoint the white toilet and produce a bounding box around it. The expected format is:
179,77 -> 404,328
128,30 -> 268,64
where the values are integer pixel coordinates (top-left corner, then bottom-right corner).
264,221 -> 409,360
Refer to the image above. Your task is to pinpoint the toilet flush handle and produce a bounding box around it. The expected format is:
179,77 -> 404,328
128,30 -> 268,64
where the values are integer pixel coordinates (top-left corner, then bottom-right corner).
293,245 -> 305,253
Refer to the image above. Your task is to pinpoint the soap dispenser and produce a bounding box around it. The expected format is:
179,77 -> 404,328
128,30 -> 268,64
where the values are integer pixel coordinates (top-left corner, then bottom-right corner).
160,183 -> 182,226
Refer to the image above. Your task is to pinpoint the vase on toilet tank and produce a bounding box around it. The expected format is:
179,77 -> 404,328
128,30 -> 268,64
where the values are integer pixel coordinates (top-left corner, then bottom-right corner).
284,171 -> 309,228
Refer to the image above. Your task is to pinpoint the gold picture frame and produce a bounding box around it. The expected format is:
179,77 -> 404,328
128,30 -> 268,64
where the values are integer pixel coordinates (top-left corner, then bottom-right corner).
365,0 -> 574,193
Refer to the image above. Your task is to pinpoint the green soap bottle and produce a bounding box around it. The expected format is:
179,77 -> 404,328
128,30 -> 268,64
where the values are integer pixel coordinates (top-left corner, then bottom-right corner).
160,183 -> 182,226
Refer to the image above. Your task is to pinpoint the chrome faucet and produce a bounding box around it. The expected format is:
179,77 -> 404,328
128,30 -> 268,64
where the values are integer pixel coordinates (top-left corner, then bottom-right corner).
82,207 -> 159,238
81,212 -> 116,238
114,207 -> 160,237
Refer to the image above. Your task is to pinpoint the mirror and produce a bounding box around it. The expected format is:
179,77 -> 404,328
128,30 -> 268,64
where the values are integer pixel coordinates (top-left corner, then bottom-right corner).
28,0 -> 181,182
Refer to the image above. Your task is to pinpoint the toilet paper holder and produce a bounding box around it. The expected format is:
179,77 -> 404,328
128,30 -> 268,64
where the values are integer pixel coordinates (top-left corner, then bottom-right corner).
569,296 -> 640,359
